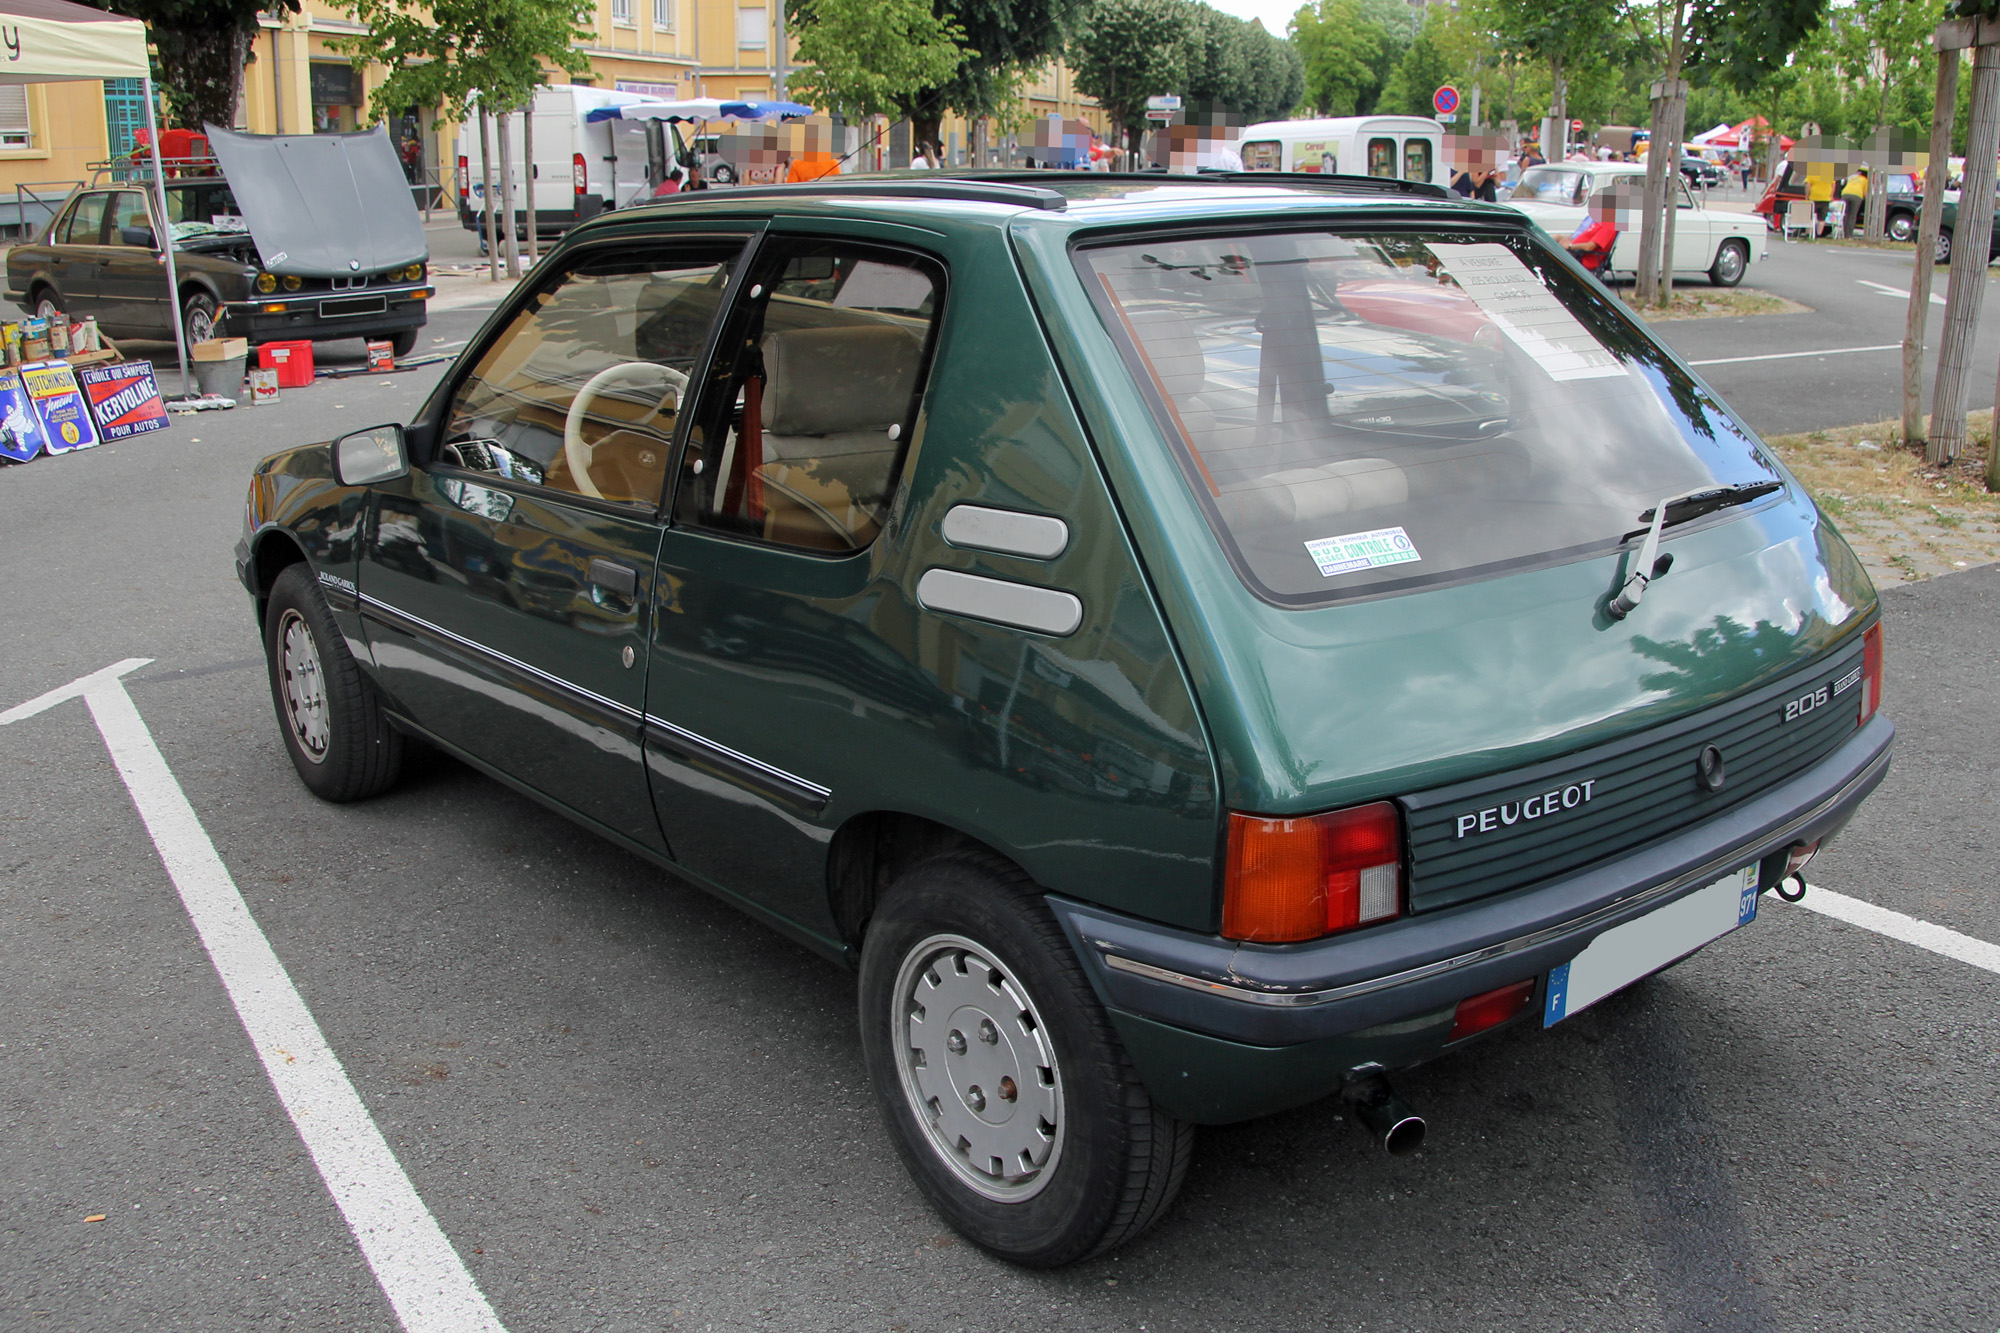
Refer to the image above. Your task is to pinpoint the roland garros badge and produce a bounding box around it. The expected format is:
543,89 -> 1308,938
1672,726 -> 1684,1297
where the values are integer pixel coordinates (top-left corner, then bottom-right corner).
20,360 -> 100,453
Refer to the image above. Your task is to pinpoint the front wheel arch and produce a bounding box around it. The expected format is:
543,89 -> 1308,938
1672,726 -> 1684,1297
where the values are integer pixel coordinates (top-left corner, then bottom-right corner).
249,528 -> 309,625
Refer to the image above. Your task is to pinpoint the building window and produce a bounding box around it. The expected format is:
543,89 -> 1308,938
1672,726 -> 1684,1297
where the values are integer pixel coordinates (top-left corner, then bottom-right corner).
652,0 -> 674,29
0,86 -> 31,149
103,79 -> 146,158
736,6 -> 766,48
611,0 -> 633,24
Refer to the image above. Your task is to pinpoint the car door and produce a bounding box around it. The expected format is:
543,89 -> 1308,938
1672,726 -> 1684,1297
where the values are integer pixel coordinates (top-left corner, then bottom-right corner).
356,234 -> 754,854
644,235 -> 946,932
96,190 -> 171,335
45,191 -> 114,318
1670,176 -> 1717,274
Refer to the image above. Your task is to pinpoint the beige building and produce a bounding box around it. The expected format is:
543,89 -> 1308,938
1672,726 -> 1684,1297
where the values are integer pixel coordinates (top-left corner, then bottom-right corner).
0,0 -> 1105,225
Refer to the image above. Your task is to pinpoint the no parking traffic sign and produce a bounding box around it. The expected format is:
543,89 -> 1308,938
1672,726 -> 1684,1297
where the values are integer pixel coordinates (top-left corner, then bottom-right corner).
1433,85 -> 1460,117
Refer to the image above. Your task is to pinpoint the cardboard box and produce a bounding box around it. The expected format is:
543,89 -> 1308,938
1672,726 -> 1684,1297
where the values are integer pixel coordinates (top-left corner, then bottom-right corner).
191,337 -> 249,362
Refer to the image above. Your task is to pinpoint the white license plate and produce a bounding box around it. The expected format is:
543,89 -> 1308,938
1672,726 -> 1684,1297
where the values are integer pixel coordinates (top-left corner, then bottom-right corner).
1543,865 -> 1758,1025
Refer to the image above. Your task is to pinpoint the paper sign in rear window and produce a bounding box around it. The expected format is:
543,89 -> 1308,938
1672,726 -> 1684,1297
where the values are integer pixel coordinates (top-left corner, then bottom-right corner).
79,361 -> 169,441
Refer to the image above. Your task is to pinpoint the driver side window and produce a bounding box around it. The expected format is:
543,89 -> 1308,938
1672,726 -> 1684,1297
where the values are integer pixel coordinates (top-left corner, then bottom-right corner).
441,243 -> 743,507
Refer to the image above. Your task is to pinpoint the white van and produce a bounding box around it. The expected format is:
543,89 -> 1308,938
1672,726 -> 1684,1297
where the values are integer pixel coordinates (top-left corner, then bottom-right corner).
1238,116 -> 1447,187
457,85 -> 684,240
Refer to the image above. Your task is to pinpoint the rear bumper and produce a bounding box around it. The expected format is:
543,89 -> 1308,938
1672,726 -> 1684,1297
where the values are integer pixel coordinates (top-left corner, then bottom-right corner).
1051,715 -> 1893,1122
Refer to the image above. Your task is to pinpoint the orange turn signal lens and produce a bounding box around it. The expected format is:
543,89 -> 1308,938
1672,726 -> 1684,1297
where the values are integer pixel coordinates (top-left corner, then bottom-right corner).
1221,801 -> 1403,943
1859,622 -> 1883,723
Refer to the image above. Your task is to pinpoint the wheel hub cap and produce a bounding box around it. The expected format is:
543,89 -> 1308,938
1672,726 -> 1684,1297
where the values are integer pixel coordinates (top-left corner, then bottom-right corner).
894,933 -> 1063,1202
278,610 -> 330,764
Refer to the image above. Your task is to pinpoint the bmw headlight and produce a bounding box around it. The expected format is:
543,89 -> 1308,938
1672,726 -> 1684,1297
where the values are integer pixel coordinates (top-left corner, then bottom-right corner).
255,272 -> 277,294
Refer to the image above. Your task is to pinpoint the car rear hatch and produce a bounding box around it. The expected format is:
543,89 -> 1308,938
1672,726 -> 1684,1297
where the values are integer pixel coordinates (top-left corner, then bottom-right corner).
1047,211 -> 1880,917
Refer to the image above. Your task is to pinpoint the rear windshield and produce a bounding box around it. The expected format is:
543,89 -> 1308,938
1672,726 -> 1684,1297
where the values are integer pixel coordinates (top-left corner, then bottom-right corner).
1511,167 -> 1588,205
1079,229 -> 1783,604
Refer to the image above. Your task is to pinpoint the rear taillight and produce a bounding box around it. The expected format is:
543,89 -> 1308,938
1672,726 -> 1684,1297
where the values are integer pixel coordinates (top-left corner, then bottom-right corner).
1859,622 -> 1883,723
574,152 -> 587,197
1221,801 -> 1402,943
457,154 -> 469,199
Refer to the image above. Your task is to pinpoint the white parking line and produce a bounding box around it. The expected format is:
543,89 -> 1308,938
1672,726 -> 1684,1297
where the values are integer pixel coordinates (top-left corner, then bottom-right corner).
1779,882 -> 2000,976
1688,344 -> 1903,368
1857,277 -> 1945,307
2,663 -> 507,1333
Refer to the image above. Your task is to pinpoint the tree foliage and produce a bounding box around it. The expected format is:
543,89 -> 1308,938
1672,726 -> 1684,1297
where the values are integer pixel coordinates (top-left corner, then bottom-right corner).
787,0 -> 971,122
1067,0 -> 1201,150
1182,5 -> 1304,121
1377,12 -> 1459,118
332,0 -> 595,123
1292,0 -> 1416,116
92,0 -> 299,132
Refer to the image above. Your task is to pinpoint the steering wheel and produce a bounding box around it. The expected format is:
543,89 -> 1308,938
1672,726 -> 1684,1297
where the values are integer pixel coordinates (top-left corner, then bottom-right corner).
563,361 -> 689,499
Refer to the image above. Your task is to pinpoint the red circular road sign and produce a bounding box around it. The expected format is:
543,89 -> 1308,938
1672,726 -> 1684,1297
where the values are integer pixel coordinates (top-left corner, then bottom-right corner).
1433,85 -> 1460,116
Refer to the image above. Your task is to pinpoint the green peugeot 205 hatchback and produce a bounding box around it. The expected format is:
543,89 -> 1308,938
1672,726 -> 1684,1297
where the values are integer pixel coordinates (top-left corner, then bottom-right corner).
236,172 -> 1892,1266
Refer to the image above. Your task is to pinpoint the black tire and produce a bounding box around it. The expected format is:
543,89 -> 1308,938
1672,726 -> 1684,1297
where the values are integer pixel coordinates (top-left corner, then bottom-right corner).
389,327 -> 419,357
858,853 -> 1193,1267
1936,227 -> 1953,266
1887,212 -> 1915,243
263,563 -> 404,802
709,163 -> 737,185
1708,239 -> 1748,288
182,290 -> 219,347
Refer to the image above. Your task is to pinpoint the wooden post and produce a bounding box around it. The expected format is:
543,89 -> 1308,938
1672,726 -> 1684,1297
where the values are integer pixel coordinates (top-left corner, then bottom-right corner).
1905,43 -> 1961,446
1930,39 -> 2000,464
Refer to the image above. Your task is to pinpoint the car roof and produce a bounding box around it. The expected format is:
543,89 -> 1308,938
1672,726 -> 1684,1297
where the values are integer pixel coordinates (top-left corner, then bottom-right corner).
574,169 -> 1521,240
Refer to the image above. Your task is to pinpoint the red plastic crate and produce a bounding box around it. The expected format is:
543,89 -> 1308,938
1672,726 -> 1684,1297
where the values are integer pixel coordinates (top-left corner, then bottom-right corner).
258,340 -> 315,389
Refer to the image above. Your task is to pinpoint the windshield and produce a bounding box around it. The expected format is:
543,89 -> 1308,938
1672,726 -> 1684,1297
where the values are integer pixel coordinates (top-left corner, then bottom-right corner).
1080,229 -> 1783,604
1511,167 -> 1588,205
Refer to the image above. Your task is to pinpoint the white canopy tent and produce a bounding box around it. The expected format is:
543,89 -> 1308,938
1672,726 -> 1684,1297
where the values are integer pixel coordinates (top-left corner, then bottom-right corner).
0,0 -> 193,392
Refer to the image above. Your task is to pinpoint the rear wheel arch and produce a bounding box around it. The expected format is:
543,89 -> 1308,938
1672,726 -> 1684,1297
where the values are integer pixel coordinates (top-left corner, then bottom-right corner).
826,811 -> 1027,954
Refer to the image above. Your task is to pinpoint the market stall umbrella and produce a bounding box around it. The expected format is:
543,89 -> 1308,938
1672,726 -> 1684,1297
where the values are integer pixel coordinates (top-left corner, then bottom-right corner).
0,0 -> 192,393
584,99 -> 815,124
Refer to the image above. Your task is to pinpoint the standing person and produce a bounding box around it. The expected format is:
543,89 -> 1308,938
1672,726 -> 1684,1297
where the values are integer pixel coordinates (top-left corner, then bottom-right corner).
1806,161 -> 1835,234
1840,165 -> 1869,238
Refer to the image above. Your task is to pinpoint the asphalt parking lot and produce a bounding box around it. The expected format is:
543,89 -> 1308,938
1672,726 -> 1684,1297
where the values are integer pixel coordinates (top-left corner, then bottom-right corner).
2,266 -> 1997,1332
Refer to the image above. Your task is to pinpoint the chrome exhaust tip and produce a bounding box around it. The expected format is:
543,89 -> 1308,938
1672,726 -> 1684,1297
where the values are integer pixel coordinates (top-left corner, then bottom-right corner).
1345,1071 -> 1426,1157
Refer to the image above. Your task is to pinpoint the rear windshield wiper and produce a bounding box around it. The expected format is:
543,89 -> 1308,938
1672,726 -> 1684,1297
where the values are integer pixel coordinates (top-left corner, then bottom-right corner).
1609,481 -> 1784,619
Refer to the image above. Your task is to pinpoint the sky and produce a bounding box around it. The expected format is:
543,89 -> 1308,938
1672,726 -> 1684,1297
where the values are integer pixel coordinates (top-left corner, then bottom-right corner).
1204,0 -> 1305,37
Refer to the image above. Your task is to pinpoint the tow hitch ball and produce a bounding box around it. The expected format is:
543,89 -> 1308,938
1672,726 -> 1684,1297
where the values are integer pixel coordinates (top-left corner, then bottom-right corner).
1343,1070 -> 1425,1157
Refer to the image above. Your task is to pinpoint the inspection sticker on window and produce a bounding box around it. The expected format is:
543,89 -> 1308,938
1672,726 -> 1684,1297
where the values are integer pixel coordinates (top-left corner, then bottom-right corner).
1426,242 -> 1625,382
1305,526 -> 1421,577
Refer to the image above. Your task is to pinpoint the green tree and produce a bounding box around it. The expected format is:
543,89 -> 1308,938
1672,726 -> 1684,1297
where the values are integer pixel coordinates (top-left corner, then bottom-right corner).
787,0 -> 971,122
1827,0 -> 1936,133
1473,0 -> 1618,130
333,0 -> 595,124
1067,0 -> 1201,152
93,0 -> 299,132
1292,0 -> 1387,115
1378,14 -> 1460,118
1181,7 -> 1302,121
1241,19 -> 1306,120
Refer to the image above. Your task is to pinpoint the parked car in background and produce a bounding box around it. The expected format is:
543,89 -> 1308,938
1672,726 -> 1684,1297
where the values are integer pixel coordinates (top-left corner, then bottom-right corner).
1926,189 -> 2000,264
1680,156 -> 1725,189
1754,163 -> 1921,240
1504,161 -> 1763,284
237,170 -> 1889,1267
5,125 -> 429,353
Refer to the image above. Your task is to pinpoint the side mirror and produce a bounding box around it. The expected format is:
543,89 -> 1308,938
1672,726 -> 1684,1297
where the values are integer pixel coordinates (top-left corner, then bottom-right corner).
333,424 -> 410,486
121,224 -> 156,248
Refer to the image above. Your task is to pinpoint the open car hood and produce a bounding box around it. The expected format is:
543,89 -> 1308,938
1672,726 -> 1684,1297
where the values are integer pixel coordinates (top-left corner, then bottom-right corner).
204,124 -> 425,277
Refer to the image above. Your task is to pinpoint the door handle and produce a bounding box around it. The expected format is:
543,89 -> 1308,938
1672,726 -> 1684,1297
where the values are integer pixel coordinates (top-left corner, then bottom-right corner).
589,558 -> 638,598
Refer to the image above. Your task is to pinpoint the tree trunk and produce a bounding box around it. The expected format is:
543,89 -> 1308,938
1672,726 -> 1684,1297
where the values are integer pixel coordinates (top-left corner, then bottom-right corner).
1658,87 -> 1686,302
153,23 -> 251,133
1905,46 -> 1959,446
1636,91 -> 1674,304
1928,43 -> 2000,465
479,106 -> 499,284
523,101 -> 537,267
912,111 -> 944,167
498,108 -> 521,281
